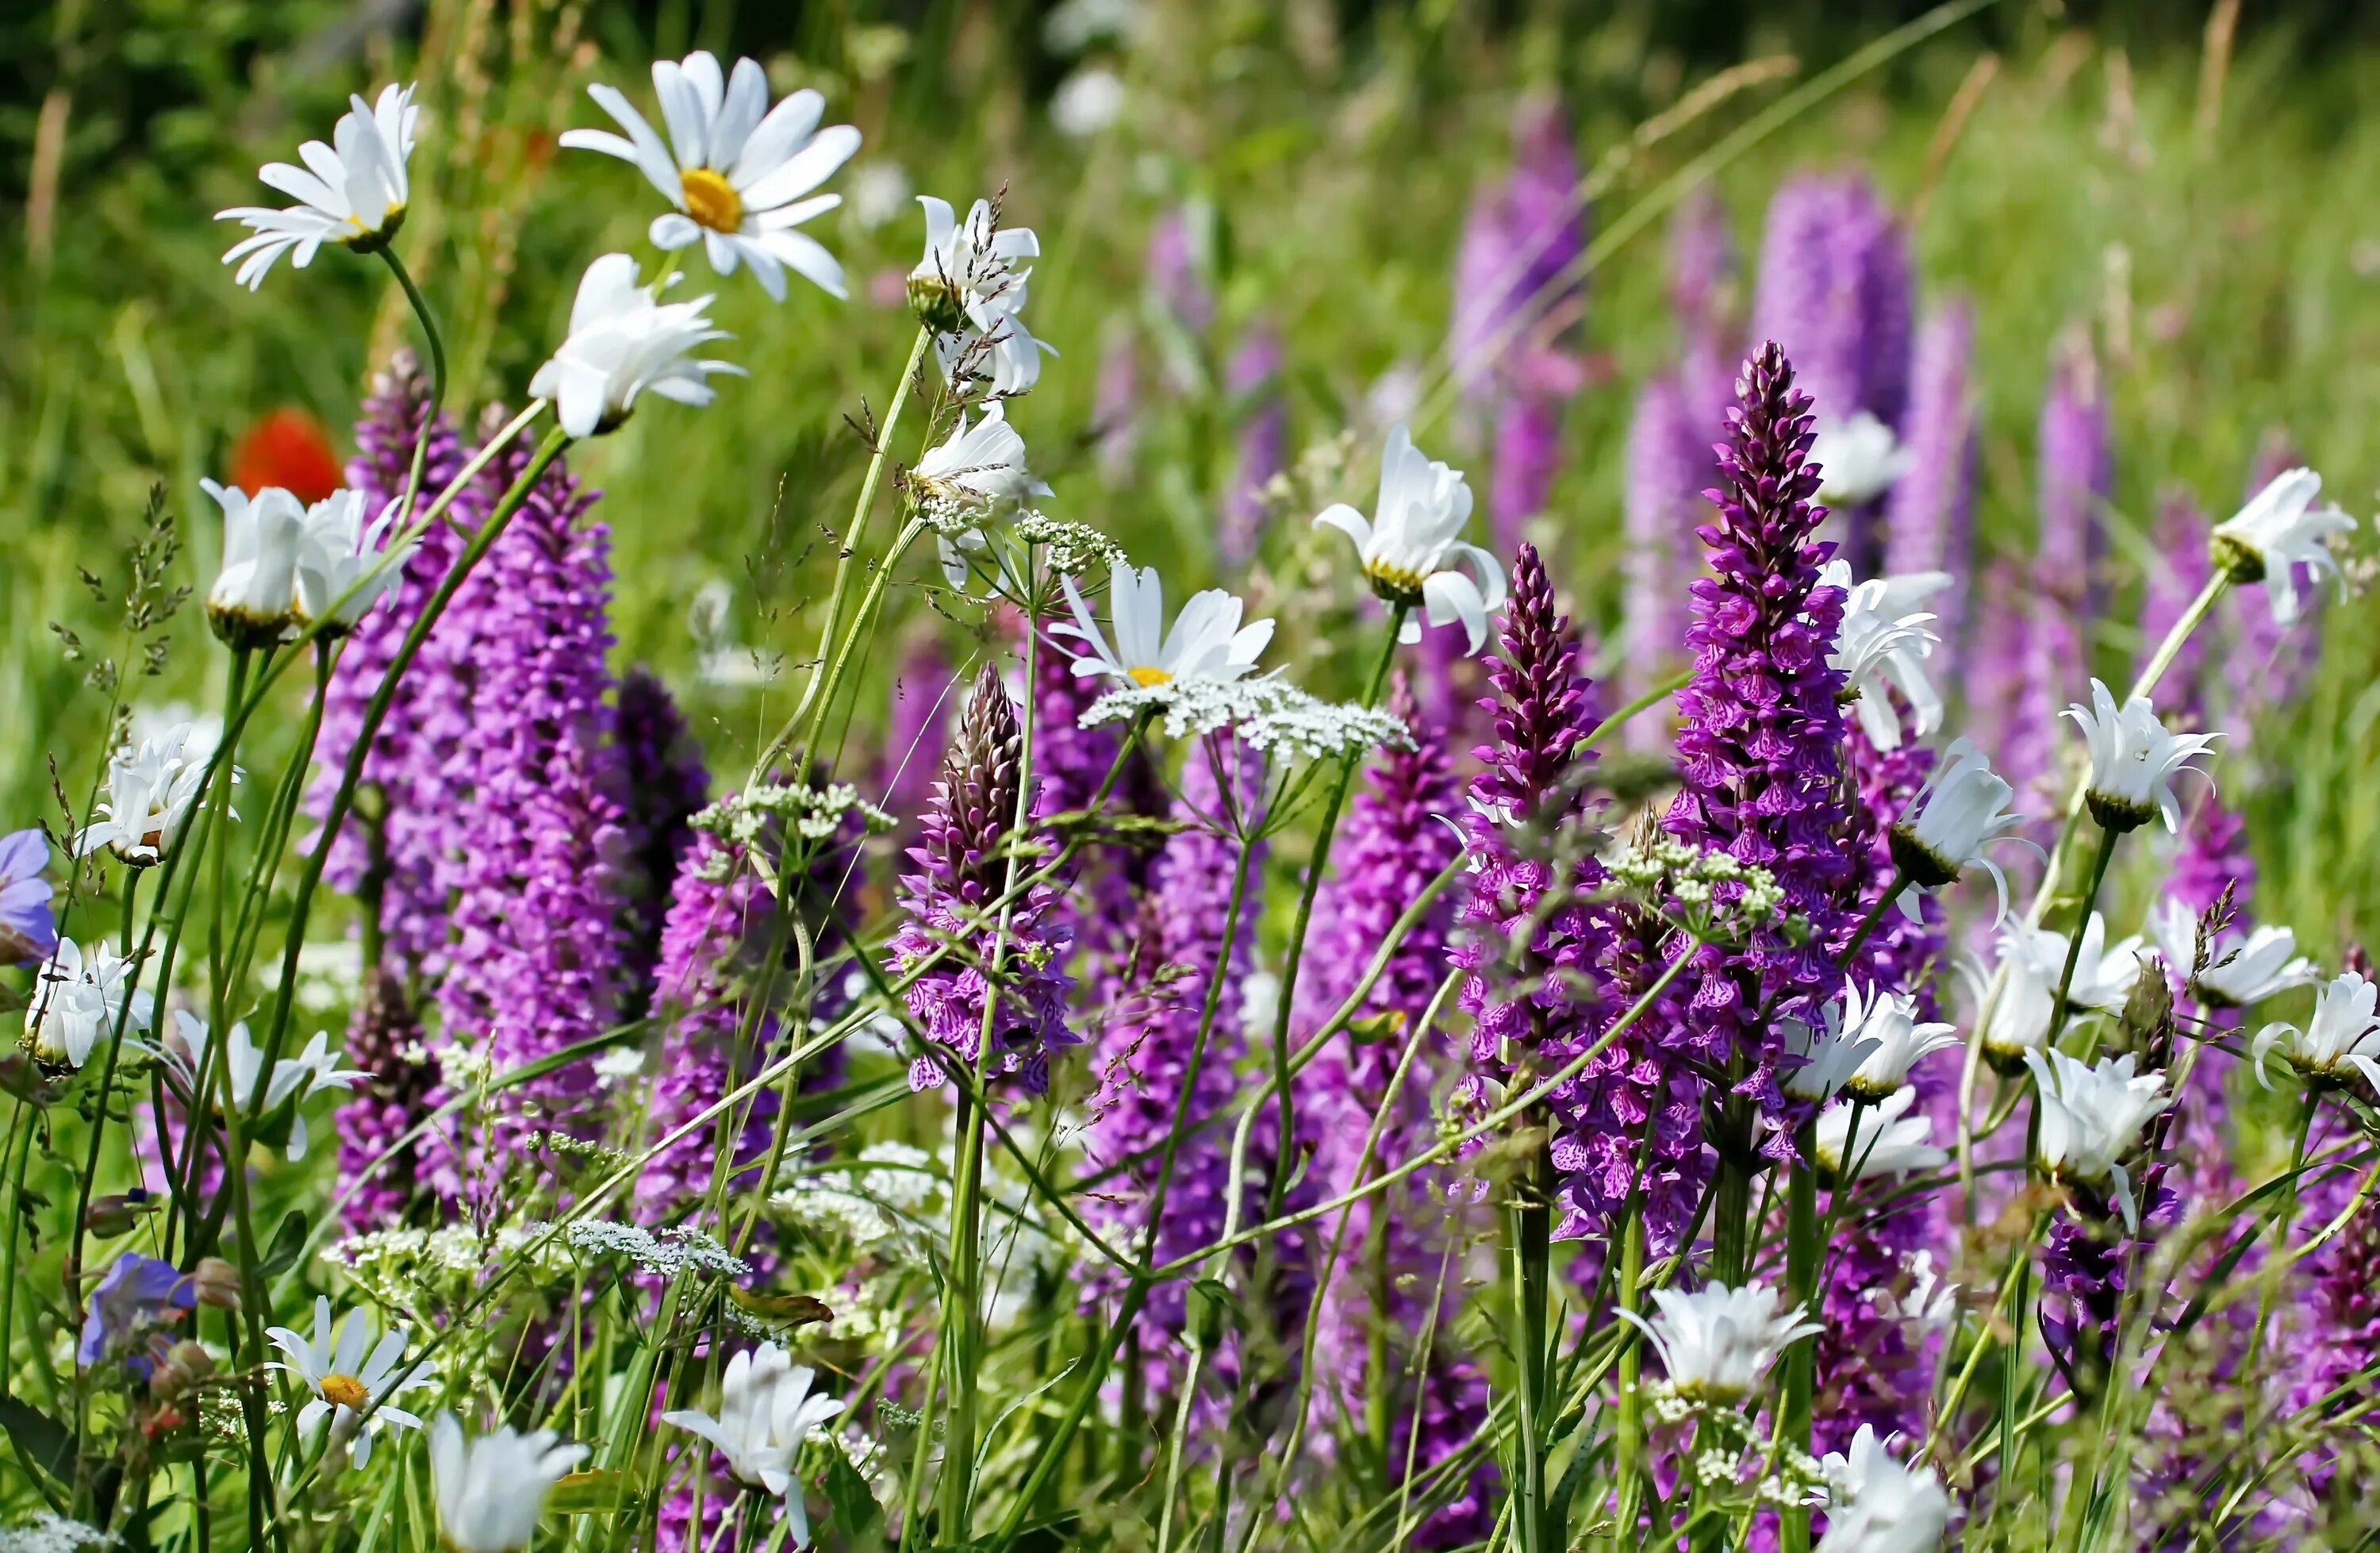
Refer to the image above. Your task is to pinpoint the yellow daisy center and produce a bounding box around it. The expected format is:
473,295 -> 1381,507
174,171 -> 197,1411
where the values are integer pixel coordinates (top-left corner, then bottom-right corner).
320,1373 -> 370,1409
681,168 -> 744,233
1128,666 -> 1173,688
1363,560 -> 1430,603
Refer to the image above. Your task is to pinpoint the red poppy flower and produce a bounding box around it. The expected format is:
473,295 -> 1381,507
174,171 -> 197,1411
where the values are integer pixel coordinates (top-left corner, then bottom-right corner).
228,409 -> 344,505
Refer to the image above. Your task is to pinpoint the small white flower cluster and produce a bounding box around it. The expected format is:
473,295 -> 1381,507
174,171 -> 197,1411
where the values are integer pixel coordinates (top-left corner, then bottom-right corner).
1012,512 -> 1128,577
323,1223 -> 567,1297
1605,835 -> 1787,940
543,1220 -> 753,1282
772,1143 -> 941,1267
692,781 -> 892,867
1080,676 -> 1410,763
0,1513 -> 114,1553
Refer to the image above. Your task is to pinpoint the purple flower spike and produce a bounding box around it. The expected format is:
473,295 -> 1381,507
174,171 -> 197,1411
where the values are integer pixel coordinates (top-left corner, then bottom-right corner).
1751,174 -> 1911,432
0,828 -> 58,966
1451,94 -> 1587,402
332,970 -> 434,1232
615,667 -> 712,1018
1665,343 -> 1856,1100
1668,186 -> 1736,354
1223,325 -> 1287,566
1884,303 -> 1979,656
886,663 -> 1078,1097
1620,372 -> 1718,749
2037,330 -> 2113,621
311,349 -> 466,978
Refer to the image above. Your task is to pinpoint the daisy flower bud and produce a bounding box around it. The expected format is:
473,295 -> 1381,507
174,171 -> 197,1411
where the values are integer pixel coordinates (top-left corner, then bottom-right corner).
201,479 -> 306,647
190,1257 -> 244,1312
528,254 -> 743,440
1823,560 -> 1948,752
560,52 -> 859,302
2251,971 -> 2380,1092
1814,1086 -> 1948,1184
294,490 -> 417,635
2063,678 -> 2220,834
2024,1048 -> 2168,1231
1053,565 -> 1273,690
1313,424 -> 1507,654
1618,1282 -> 1821,1405
1888,737 -> 2034,919
217,84 -> 420,287
2210,466 -> 2355,624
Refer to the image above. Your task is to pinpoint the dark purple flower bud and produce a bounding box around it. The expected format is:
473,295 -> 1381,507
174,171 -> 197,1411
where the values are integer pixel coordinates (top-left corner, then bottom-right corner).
333,968 -> 434,1232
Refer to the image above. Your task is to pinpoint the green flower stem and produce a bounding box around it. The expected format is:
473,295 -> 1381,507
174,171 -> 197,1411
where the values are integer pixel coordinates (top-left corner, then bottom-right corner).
1577,667 -> 1692,753
2047,825 -> 2121,1047
938,555 -> 1044,1543
375,244 -> 448,525
1779,1126 -> 1821,1553
754,325 -> 932,782
1509,1144 -> 1556,1553
1261,605 -> 1407,1216
1612,1212 -> 1648,1548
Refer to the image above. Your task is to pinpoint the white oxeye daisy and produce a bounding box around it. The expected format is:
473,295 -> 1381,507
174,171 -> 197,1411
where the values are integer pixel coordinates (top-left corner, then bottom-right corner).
294,490 -> 416,634
661,1343 -> 844,1540
265,1296 -> 430,1467
200,479 -> 307,647
2251,972 -> 2380,1092
1960,933 -> 2057,1070
1817,1425 -> 1954,1553
2024,1048 -> 2168,1231
73,723 -> 221,868
1616,1281 -> 1820,1405
1829,983 -> 1961,1101
428,1414 -> 588,1553
560,52 -> 858,302
2146,898 -> 2317,1009
1864,1250 -> 1958,1336
2210,467 -> 2355,625
1821,561 -> 1948,752
908,196 -> 1052,395
528,253 -> 743,440
2002,913 -> 2147,1018
908,403 -> 1049,522
23,938 -> 152,1070
149,1012 -> 367,1161
1313,423 -> 1507,654
1815,1086 -> 1948,1185
1811,412 -> 1916,507
217,83 -> 420,288
1780,1001 -> 1883,1104
1889,738 -> 2035,923
2063,678 -> 2220,834
1054,566 -> 1273,690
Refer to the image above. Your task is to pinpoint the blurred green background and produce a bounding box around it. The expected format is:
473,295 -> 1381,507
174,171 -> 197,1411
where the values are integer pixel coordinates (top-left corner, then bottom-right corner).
7,0 -> 2380,955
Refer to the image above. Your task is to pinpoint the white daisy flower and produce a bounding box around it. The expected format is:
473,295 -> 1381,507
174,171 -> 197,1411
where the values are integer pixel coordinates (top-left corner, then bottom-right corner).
528,253 -> 743,440
1811,412 -> 1916,507
294,490 -> 417,634
1830,984 -> 1961,1101
1821,560 -> 1947,752
73,723 -> 220,867
2063,678 -> 2221,834
662,1343 -> 844,1539
149,1011 -> 367,1161
1313,424 -> 1507,654
217,83 -> 420,288
1889,738 -> 2035,922
560,52 -> 858,302
2000,914 -> 2146,1017
1050,67 -> 1127,136
1815,1086 -> 1949,1184
2251,972 -> 2380,1092
1780,1000 -> 1883,1104
265,1296 -> 431,1467
908,403 -> 1050,524
428,1415 -> 588,1553
1817,1426 -> 1954,1553
1864,1250 -> 1958,1336
2025,1048 -> 2168,1230
908,196 -> 1053,395
1617,1281 -> 1820,1405
2210,467 -> 2355,625
1053,566 -> 1273,690
2145,899 -> 2317,1009
200,479 -> 307,647
23,938 -> 152,1070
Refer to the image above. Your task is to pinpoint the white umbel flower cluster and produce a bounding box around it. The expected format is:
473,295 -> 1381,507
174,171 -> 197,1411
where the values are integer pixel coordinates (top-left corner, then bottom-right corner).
1078,675 -> 1411,763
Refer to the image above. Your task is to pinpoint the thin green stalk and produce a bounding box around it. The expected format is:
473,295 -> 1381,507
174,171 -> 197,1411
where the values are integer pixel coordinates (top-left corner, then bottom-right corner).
1779,1128 -> 1821,1553
1509,1147 -> 1555,1553
1612,1213 -> 1647,1548
375,245 -> 448,523
2048,825 -> 2121,1046
2242,1092 -> 2320,1375
1709,1109 -> 1756,1286
1577,668 -> 1692,754
64,867 -> 146,1305
757,325 -> 932,780
1262,608 -> 1405,1214
0,1100 -> 36,1408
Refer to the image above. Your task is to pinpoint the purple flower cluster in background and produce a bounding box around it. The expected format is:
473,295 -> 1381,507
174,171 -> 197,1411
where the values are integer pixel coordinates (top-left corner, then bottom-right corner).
1222,325 -> 1286,566
1884,303 -> 1979,658
614,667 -> 713,1017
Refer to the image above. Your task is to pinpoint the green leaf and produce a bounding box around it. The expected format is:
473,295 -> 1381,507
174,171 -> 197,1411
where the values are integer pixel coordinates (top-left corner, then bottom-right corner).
547,1469 -> 637,1516
0,1395 -> 75,1485
821,1448 -> 886,1552
259,1209 -> 308,1279
1344,1011 -> 1406,1045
